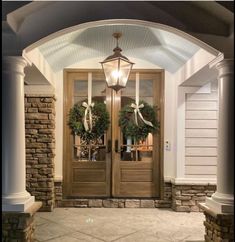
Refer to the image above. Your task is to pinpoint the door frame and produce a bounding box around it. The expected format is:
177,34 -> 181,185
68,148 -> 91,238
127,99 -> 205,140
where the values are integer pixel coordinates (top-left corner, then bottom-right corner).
63,68 -> 165,199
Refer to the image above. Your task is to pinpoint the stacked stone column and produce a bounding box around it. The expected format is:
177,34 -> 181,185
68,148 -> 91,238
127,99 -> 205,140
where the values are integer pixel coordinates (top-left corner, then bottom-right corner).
25,94 -> 56,211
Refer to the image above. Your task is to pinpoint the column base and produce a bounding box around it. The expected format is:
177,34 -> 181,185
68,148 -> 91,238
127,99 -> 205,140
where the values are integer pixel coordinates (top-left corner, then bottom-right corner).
2,194 -> 35,212
205,192 -> 234,214
199,203 -> 234,242
2,201 -> 42,242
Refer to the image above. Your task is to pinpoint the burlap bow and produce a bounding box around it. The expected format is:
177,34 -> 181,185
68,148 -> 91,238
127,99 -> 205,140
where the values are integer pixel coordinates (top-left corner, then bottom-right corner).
82,102 -> 94,131
130,103 -> 153,127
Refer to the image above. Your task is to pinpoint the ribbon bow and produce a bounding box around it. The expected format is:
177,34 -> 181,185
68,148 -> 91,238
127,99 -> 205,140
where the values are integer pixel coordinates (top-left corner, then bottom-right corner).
82,102 -> 94,131
130,103 -> 153,127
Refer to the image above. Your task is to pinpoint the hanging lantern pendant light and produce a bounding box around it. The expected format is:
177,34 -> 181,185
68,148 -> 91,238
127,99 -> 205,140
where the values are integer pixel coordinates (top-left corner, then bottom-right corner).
101,32 -> 134,92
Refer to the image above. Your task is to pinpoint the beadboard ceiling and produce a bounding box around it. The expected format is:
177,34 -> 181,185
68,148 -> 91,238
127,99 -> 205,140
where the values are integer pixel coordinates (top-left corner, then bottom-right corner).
38,24 -> 200,73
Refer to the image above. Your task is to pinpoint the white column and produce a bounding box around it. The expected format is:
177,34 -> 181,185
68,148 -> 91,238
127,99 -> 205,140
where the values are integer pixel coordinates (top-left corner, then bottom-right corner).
206,59 -> 234,214
2,56 -> 35,212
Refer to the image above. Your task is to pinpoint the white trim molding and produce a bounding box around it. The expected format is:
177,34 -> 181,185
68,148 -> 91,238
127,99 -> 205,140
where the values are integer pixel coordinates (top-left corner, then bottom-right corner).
164,176 -> 174,183
24,85 -> 55,95
54,176 -> 63,183
24,48 -> 56,87
209,53 -> 224,69
172,177 -> 216,186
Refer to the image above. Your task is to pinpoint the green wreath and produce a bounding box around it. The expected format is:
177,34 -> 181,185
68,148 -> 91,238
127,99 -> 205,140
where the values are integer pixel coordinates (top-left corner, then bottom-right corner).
68,102 -> 110,143
119,100 -> 159,142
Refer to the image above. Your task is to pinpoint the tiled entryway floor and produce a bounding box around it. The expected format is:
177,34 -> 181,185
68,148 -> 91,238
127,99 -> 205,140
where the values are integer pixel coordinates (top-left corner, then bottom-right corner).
35,208 -> 205,242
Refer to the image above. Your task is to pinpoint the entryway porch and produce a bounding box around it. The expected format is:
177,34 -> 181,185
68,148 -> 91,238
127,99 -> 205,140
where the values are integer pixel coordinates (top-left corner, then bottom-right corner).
35,208 -> 205,242
2,2 -> 234,242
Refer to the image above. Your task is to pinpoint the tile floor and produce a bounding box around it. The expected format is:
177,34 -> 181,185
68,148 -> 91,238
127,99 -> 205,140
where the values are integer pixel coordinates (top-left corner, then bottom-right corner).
35,208 -> 205,242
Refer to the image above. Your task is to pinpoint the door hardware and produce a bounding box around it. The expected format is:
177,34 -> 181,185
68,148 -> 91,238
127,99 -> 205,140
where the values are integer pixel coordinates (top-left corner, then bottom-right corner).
107,139 -> 112,153
115,139 -> 119,153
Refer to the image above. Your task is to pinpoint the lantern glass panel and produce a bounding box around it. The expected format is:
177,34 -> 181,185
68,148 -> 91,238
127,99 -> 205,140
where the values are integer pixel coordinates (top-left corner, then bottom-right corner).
118,59 -> 133,87
102,59 -> 119,87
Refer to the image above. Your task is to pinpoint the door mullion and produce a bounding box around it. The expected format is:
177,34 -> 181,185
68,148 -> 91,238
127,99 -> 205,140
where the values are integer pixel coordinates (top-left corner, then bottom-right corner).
105,87 -> 112,196
112,90 -> 121,196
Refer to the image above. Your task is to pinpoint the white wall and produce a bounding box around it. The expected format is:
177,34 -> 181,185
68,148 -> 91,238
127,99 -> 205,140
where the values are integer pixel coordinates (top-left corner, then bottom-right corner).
163,71 -> 177,181
54,57 -> 177,181
54,71 -> 64,181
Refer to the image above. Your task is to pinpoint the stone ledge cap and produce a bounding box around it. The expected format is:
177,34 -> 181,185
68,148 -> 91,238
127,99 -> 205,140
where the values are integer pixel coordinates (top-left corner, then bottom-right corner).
171,179 -> 216,186
25,94 -> 56,99
199,203 -> 234,219
2,201 -> 42,217
25,201 -> 42,216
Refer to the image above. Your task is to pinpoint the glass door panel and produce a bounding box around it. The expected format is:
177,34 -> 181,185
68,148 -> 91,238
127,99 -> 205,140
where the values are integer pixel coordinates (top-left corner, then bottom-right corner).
73,79 -> 107,162
120,79 -> 154,162
64,71 -> 111,197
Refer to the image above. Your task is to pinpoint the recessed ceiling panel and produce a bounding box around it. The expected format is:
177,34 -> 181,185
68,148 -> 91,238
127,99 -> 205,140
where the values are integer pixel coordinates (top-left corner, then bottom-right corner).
38,24 -> 200,73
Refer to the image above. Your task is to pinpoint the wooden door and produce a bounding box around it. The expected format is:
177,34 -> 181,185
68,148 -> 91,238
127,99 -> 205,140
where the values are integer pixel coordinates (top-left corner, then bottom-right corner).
63,69 -> 164,198
112,70 -> 164,198
63,70 -> 112,197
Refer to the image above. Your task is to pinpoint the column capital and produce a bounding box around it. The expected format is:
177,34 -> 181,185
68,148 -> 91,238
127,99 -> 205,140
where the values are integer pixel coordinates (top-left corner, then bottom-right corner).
216,59 -> 234,77
3,56 -> 29,67
3,56 -> 29,77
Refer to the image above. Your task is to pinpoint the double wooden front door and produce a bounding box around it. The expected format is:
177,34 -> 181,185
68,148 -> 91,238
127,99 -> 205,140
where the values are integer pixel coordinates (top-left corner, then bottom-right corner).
63,69 -> 164,198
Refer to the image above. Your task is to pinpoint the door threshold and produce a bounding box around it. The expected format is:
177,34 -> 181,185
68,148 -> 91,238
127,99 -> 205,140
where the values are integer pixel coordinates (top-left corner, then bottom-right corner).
56,197 -> 171,209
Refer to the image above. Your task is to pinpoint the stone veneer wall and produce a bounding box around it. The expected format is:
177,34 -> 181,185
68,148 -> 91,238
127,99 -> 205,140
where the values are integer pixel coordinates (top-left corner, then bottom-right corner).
25,94 -> 56,211
54,182 -> 172,208
54,181 -> 63,206
172,184 -> 216,212
55,181 -> 217,211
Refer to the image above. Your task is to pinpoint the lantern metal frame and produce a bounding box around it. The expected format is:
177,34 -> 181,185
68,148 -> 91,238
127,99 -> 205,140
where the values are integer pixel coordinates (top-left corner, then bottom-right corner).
100,32 -> 134,92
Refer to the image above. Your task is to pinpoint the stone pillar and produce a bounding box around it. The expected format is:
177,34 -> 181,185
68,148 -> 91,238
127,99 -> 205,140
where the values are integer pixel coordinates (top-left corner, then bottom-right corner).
199,59 -> 234,242
25,94 -> 56,211
205,59 -> 234,214
2,56 -> 35,212
2,202 -> 42,241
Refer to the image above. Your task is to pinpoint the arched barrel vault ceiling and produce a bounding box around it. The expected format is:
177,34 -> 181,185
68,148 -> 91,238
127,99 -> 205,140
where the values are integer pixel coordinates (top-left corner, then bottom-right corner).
38,24 -> 200,73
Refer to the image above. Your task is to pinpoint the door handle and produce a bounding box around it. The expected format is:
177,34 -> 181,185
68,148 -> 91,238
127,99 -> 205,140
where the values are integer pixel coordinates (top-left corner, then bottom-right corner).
115,139 -> 119,153
107,139 -> 112,153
